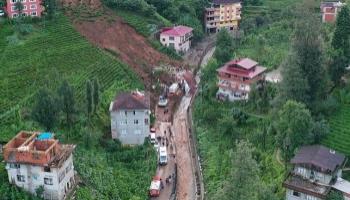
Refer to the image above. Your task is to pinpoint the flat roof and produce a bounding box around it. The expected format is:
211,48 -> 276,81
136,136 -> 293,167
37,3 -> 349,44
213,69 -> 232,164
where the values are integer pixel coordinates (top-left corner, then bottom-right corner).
333,178 -> 350,195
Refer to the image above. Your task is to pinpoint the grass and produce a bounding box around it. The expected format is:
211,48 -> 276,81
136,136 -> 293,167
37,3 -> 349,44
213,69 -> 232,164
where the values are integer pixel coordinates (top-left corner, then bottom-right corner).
322,103 -> 350,156
114,10 -> 171,37
0,16 -> 143,142
0,15 -> 158,199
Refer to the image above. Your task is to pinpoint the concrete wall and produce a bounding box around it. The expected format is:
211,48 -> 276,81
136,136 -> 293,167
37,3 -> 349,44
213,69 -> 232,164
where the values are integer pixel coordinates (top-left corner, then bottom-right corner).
6,154 -> 75,200
110,107 -> 150,145
160,34 -> 191,53
216,87 -> 248,101
285,189 -> 322,200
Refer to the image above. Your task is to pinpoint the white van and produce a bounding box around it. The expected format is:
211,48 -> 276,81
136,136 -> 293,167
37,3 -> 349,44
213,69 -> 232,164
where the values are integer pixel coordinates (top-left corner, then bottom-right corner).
159,146 -> 168,165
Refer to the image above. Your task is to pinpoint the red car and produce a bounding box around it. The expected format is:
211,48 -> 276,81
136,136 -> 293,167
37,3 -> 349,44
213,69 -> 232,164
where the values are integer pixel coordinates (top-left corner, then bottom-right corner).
149,176 -> 161,197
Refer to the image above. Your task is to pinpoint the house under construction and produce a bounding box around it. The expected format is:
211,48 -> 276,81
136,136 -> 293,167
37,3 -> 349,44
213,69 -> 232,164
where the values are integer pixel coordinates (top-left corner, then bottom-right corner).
2,131 -> 76,200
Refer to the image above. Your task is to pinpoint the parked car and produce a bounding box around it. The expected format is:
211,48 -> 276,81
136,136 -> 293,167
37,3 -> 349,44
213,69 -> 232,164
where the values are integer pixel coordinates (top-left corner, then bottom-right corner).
149,176 -> 161,197
158,96 -> 168,107
159,146 -> 168,165
0,10 -> 5,17
150,133 -> 156,144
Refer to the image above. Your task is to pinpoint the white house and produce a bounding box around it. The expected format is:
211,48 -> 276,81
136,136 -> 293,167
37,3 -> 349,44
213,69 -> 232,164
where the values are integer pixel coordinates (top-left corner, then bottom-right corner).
109,91 -> 150,145
160,25 -> 193,53
2,131 -> 76,200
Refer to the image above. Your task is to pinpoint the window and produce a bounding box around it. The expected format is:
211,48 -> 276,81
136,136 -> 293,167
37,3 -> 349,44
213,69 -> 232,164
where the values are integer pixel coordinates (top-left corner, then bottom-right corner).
144,118 -> 149,125
21,13 -> 26,16
162,38 -> 165,42
17,175 -> 25,182
307,195 -> 317,200
133,110 -> 135,115
169,43 -> 174,48
292,191 -> 300,197
11,6 -> 16,11
169,36 -> 174,41
30,4 -> 36,9
44,166 -> 51,172
134,119 -> 139,124
11,0 -> 16,3
134,130 -> 141,135
120,120 -> 127,125
23,5 -> 27,10
29,0 -> 36,2
121,130 -> 127,135
31,11 -> 37,16
10,163 -> 20,169
44,177 -> 53,185
59,171 -> 65,183
20,0 -> 26,2
12,13 -> 18,18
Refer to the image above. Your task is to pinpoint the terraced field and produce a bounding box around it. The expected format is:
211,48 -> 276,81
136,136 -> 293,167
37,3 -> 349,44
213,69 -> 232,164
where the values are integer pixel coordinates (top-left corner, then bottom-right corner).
322,104 -> 350,156
0,16 -> 142,141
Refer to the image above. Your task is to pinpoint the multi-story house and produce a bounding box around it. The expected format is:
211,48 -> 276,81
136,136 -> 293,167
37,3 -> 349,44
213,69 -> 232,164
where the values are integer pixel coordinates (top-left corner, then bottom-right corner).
4,0 -> 42,18
283,145 -> 347,200
216,58 -> 266,101
204,0 -> 242,33
320,1 -> 345,23
2,131 -> 76,200
109,90 -> 150,145
160,25 -> 193,53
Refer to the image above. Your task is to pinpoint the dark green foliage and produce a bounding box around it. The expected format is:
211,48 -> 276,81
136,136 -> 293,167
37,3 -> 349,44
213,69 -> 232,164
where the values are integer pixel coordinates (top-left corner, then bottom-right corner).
329,51 -> 347,86
278,52 -> 310,105
86,80 -> 93,118
43,0 -> 57,19
331,5 -> 350,60
92,79 -> 100,112
274,100 -> 313,161
311,119 -> 329,144
104,0 -> 156,17
326,190 -> 344,200
32,87 -> 60,131
232,108 -> 248,126
14,1 -> 24,14
214,29 -> 235,64
292,10 -> 328,104
178,13 -> 204,41
58,80 -> 76,127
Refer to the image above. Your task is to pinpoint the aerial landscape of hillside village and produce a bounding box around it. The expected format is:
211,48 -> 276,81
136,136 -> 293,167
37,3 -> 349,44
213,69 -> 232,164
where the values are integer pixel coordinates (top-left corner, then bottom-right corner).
0,0 -> 350,199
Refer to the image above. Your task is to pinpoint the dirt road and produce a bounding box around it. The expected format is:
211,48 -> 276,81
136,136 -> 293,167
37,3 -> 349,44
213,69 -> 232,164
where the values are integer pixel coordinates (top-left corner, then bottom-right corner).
173,96 -> 194,200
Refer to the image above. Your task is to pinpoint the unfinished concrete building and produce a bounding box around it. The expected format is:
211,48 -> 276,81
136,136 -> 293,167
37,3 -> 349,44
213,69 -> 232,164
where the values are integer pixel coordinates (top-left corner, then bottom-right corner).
2,131 -> 76,200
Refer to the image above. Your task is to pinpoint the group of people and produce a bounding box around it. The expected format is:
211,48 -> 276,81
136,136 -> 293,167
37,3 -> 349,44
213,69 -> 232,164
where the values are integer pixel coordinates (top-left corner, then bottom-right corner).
160,174 -> 175,190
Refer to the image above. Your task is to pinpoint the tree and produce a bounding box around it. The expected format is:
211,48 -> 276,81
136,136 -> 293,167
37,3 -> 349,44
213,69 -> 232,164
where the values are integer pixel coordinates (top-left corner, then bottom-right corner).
43,0 -> 56,19
32,88 -> 60,131
310,119 -> 329,144
214,29 -> 235,64
213,141 -> 266,200
92,78 -> 100,113
14,1 -> 24,16
292,9 -> 328,104
278,52 -> 310,105
329,50 -> 347,85
331,5 -> 350,60
275,100 -> 313,161
326,190 -> 344,200
58,80 -> 76,127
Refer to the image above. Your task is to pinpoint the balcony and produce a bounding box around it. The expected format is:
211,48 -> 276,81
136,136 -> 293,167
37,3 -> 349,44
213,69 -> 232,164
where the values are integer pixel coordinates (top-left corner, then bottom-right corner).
217,80 -> 250,92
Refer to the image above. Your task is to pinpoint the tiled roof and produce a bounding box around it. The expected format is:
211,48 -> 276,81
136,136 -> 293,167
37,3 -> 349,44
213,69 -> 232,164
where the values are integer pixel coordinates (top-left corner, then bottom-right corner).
111,91 -> 150,111
213,0 -> 241,4
291,145 -> 345,173
161,26 -> 193,37
216,58 -> 266,78
237,58 -> 258,69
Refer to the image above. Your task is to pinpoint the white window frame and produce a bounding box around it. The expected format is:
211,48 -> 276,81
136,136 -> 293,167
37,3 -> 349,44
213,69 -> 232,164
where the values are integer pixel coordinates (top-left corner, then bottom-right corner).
134,130 -> 141,135
31,11 -> 37,16
44,177 -> 53,185
23,5 -> 27,10
29,0 -> 36,2
134,119 -> 139,124
11,6 -> 16,11
11,0 -> 16,3
30,4 -> 36,9
17,175 -> 25,182
21,12 -> 26,16
12,13 -> 18,17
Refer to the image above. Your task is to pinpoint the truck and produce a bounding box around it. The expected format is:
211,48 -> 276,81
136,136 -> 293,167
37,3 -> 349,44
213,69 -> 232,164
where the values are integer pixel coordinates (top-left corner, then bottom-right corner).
159,146 -> 168,165
149,176 -> 161,197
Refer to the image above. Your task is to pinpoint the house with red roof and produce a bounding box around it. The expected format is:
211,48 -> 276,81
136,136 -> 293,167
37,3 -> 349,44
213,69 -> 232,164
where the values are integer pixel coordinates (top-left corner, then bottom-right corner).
320,1 -> 345,23
160,25 -> 193,53
216,58 -> 266,101
109,90 -> 150,145
3,0 -> 42,18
